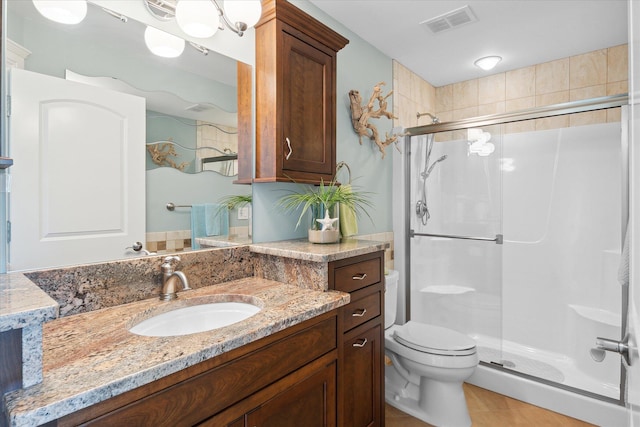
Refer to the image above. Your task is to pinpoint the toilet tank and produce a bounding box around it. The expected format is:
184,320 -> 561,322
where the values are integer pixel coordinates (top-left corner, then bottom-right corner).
385,270 -> 399,329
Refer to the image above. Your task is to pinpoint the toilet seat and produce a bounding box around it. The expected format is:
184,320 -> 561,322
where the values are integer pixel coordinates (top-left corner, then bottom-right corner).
393,321 -> 476,356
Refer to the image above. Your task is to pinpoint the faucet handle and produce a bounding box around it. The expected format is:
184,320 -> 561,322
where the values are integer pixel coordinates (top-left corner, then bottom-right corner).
161,255 -> 181,271
163,255 -> 180,263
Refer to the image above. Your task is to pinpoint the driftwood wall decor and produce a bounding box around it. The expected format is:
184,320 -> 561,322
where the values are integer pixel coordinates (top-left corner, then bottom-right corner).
349,82 -> 401,158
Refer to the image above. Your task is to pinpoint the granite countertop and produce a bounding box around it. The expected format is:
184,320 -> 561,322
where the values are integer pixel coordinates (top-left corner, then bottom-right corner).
4,277 -> 350,427
0,273 -> 58,332
250,238 -> 389,262
197,235 -> 252,248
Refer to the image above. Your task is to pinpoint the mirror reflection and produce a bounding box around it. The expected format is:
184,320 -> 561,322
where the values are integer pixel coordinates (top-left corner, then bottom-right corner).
6,1 -> 252,272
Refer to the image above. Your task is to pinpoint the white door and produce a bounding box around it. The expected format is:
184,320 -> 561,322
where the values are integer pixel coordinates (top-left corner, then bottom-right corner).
8,68 -> 145,271
628,0 -> 640,425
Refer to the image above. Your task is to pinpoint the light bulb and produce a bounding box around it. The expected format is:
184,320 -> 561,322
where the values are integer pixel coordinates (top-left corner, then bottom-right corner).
32,0 -> 87,25
144,26 -> 185,58
474,56 -> 502,71
176,0 -> 220,38
224,0 -> 262,30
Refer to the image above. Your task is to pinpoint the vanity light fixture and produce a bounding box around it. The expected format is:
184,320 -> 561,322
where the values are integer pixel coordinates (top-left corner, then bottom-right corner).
222,0 -> 263,35
175,0 -> 220,38
146,0 -> 262,38
474,55 -> 502,71
32,0 -> 88,25
144,26 -> 186,58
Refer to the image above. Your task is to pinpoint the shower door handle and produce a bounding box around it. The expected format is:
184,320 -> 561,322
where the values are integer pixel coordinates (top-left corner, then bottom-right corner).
591,334 -> 632,365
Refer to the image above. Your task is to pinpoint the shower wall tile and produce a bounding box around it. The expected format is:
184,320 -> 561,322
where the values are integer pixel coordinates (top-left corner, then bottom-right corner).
535,115 -> 569,131
535,58 -> 570,95
392,60 -> 437,129
607,108 -> 622,123
570,84 -> 606,102
570,49 -> 607,89
506,66 -> 536,100
393,44 -> 627,135
478,74 -> 506,104
453,106 -> 479,121
453,79 -> 478,109
535,91 -> 569,108
504,119 -> 535,135
505,96 -> 535,112
435,85 -> 453,113
570,110 -> 607,127
608,44 -> 628,83
607,80 -> 628,96
478,102 -> 506,116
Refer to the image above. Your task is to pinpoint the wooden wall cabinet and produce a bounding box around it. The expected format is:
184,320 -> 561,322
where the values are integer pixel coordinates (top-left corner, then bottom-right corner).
330,251 -> 385,427
254,0 -> 349,184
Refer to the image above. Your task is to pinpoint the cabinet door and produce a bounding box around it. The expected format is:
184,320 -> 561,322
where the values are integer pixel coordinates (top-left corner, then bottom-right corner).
342,324 -> 383,427
281,31 -> 335,179
246,362 -> 337,427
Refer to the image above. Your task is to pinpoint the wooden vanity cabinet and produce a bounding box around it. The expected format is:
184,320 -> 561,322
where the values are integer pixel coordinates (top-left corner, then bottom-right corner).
52,312 -> 338,427
329,251 -> 385,427
254,0 -> 349,184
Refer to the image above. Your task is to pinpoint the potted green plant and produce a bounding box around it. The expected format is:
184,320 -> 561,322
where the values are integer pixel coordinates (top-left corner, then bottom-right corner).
277,178 -> 373,244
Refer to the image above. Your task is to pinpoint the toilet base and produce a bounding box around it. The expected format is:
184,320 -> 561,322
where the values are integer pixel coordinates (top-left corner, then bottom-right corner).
385,388 -> 472,427
385,363 -> 472,427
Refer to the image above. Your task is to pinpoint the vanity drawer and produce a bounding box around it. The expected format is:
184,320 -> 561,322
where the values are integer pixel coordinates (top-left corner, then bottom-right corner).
333,257 -> 381,293
341,287 -> 381,332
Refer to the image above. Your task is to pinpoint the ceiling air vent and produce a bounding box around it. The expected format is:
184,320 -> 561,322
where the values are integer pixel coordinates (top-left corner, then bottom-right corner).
421,5 -> 477,34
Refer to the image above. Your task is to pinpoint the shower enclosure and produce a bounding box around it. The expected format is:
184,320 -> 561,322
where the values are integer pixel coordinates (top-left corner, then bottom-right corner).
401,95 -> 629,423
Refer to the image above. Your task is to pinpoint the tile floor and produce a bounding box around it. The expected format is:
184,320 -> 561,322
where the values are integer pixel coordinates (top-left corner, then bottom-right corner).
385,383 -> 596,427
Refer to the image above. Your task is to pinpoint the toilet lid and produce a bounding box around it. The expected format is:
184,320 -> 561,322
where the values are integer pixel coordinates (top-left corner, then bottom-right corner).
393,321 -> 476,356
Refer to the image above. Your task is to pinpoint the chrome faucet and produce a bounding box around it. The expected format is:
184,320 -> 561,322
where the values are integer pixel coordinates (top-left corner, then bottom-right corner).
160,256 -> 191,301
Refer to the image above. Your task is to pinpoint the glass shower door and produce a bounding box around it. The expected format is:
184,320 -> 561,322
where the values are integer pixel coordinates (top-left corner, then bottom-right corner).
408,128 -> 504,364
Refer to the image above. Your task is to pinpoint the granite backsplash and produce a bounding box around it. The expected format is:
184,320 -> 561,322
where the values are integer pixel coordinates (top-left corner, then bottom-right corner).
24,246 -> 254,317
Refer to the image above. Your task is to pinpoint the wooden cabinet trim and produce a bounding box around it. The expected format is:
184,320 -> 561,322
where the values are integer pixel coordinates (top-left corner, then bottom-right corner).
257,0 -> 348,52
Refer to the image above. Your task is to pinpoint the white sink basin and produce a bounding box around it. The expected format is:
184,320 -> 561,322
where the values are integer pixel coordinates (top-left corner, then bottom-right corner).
129,302 -> 261,337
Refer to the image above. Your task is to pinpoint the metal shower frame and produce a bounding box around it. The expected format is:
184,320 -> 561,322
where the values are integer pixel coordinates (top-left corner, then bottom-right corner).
401,93 -> 630,403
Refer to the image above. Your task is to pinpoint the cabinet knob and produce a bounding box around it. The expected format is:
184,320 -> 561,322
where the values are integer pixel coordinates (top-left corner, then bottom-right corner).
352,273 -> 367,280
352,308 -> 367,317
352,338 -> 368,348
285,137 -> 293,160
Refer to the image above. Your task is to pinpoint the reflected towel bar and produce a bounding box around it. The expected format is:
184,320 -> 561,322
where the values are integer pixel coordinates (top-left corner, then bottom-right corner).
166,203 -> 192,211
410,230 -> 503,244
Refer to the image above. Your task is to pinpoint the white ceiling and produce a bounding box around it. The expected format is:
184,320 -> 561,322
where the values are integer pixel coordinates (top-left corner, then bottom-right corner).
309,0 -> 629,87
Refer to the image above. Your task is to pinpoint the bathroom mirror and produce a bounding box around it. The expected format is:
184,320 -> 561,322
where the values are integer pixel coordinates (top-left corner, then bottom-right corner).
5,0 -> 253,271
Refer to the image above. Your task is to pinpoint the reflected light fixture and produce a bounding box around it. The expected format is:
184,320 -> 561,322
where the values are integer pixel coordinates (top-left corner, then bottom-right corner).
144,26 -> 186,58
32,0 -> 88,25
474,55 -> 502,71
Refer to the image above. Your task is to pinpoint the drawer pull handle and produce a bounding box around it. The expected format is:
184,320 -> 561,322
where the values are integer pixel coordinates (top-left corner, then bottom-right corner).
353,338 -> 368,348
352,273 -> 367,280
352,308 -> 367,317
285,137 -> 293,160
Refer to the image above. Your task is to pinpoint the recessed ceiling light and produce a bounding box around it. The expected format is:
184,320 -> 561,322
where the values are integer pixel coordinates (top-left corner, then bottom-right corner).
474,56 -> 502,71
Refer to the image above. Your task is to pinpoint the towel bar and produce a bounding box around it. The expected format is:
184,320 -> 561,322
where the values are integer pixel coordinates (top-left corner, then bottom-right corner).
410,230 -> 503,244
166,203 -> 192,211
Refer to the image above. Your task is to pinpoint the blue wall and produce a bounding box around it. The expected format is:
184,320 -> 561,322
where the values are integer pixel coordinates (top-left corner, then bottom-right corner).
252,1 -> 394,242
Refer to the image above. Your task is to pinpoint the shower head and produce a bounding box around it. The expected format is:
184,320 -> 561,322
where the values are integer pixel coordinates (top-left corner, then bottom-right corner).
417,112 -> 440,124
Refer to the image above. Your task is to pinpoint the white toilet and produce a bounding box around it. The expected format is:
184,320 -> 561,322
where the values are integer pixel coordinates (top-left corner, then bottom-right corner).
384,270 -> 478,427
